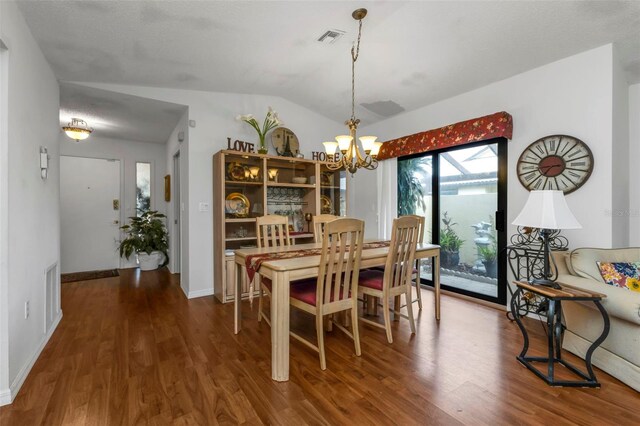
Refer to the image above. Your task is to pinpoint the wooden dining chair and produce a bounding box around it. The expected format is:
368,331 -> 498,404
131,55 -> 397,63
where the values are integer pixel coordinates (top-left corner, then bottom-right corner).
358,215 -> 420,343
256,215 -> 290,324
312,214 -> 337,243
289,218 -> 365,370
405,214 -> 425,310
370,214 -> 425,311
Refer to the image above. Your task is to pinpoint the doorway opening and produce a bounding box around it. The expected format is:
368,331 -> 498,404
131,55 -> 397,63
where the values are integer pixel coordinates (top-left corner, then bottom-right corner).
172,151 -> 181,274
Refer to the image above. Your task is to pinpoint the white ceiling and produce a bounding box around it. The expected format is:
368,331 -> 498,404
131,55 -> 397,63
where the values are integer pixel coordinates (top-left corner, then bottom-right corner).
20,1 -> 640,126
60,82 -> 187,143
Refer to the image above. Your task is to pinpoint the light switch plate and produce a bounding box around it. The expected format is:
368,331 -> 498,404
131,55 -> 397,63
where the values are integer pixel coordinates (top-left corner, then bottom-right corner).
199,202 -> 210,212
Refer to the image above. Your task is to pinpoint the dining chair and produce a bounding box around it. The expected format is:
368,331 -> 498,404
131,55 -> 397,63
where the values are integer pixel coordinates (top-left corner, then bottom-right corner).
288,217 -> 364,370
405,214 -> 425,310
256,215 -> 290,324
369,214 -> 425,311
312,214 -> 337,243
358,215 -> 420,343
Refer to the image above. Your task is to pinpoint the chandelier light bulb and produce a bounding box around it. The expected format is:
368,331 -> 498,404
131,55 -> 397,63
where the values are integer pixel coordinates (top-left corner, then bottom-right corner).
371,142 -> 382,157
359,136 -> 377,153
323,141 -> 338,156
335,135 -> 353,153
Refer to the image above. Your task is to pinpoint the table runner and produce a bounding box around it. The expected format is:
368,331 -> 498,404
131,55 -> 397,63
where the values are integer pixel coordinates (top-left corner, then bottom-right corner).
245,241 -> 391,301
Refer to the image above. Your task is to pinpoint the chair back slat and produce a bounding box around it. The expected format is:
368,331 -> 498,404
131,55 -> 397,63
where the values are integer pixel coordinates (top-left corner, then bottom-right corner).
385,216 -> 420,290
402,215 -> 426,244
313,214 -> 337,243
316,218 -> 364,307
256,215 -> 290,249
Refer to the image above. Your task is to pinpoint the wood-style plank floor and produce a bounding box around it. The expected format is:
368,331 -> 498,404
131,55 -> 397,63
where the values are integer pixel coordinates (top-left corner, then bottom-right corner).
1,268 -> 638,425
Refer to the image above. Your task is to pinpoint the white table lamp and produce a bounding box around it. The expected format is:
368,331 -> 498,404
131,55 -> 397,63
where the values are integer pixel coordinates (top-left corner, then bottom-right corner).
512,190 -> 581,288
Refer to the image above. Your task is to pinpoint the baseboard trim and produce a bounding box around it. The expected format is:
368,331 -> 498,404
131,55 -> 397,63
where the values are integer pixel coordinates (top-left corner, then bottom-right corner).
188,288 -> 214,299
0,388 -> 10,406
3,311 -> 63,406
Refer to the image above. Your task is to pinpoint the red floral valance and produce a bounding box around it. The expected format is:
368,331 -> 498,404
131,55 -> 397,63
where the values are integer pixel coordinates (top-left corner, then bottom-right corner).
377,111 -> 513,160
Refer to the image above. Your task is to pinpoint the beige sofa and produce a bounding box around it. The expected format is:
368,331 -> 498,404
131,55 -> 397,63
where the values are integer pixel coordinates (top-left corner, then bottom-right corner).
552,248 -> 640,391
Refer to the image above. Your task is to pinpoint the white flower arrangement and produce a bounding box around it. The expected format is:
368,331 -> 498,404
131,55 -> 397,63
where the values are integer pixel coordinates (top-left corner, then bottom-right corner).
236,107 -> 283,153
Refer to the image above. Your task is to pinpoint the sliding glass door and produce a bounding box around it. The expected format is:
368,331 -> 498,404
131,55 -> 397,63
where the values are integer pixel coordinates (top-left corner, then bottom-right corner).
398,138 -> 507,305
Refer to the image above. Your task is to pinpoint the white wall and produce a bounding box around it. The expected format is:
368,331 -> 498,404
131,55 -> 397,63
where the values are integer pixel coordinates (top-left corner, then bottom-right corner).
0,1 -> 61,405
358,44 -> 616,250
165,110 -> 189,296
69,83 -> 345,298
612,45 -> 630,247
60,135 -> 168,269
630,83 -> 640,246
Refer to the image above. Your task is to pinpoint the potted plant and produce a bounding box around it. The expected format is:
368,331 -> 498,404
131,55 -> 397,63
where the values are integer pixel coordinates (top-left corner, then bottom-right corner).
478,235 -> 497,278
118,210 -> 169,271
440,212 -> 464,269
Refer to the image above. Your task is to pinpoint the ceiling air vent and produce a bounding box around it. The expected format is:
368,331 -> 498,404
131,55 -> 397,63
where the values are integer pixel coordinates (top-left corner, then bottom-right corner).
317,29 -> 345,44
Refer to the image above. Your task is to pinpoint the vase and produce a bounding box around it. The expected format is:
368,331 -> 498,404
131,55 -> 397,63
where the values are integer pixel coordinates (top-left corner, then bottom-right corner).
257,134 -> 268,154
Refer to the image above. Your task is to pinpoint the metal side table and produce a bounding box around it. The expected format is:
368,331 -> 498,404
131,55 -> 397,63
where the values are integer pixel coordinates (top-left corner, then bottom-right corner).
511,281 -> 610,387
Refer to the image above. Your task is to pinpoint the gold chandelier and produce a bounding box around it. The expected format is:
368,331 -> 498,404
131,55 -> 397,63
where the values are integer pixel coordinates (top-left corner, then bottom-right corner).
323,8 -> 381,175
63,118 -> 93,141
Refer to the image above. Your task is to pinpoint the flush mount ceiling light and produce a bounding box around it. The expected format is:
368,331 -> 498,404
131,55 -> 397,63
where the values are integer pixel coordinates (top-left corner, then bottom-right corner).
323,8 -> 381,175
63,118 -> 93,141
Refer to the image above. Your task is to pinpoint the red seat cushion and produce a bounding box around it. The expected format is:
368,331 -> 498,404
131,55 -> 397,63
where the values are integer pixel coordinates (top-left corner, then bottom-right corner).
290,280 -> 318,305
370,265 -> 418,274
261,277 -> 313,293
358,269 -> 385,291
289,279 -> 351,306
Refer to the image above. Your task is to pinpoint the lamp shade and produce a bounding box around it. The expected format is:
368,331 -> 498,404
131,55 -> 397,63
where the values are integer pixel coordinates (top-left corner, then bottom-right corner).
512,190 -> 581,230
62,118 -> 92,142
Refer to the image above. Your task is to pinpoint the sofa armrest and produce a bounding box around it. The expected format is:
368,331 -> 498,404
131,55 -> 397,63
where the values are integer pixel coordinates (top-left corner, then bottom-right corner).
557,274 -> 640,325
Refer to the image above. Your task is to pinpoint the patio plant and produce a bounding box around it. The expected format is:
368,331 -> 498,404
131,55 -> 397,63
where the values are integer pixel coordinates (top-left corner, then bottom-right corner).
478,234 -> 497,278
440,212 -> 464,269
118,210 -> 169,271
397,158 -> 428,216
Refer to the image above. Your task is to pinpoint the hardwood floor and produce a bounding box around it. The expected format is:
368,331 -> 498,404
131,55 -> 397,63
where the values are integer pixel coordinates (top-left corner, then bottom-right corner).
1,268 -> 638,425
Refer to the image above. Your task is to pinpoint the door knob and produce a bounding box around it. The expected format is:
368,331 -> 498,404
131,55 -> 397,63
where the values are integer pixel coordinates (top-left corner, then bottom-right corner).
113,220 -> 119,225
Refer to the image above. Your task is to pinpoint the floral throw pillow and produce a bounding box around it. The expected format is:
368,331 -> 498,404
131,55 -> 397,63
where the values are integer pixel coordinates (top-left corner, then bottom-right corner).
596,262 -> 640,292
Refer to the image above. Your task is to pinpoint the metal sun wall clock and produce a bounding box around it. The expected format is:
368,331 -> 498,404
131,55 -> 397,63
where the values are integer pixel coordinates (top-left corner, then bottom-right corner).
516,134 -> 594,194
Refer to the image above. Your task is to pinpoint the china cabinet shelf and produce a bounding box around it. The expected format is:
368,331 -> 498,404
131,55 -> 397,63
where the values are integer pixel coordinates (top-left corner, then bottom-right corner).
225,236 -> 258,242
267,182 -> 316,189
225,180 -> 263,186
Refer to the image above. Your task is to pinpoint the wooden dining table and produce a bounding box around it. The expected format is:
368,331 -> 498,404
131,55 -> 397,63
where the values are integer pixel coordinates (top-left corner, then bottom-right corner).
234,240 -> 441,381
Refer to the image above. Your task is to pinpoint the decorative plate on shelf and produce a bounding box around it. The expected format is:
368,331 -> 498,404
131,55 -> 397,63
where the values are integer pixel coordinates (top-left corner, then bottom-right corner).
227,162 -> 246,181
320,195 -> 332,214
225,192 -> 250,217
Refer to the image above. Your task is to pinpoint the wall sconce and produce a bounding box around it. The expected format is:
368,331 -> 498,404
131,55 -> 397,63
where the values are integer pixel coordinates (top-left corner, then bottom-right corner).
40,146 -> 49,180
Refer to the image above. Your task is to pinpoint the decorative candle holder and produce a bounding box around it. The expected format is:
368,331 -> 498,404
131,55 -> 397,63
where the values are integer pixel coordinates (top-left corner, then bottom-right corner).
305,212 -> 313,232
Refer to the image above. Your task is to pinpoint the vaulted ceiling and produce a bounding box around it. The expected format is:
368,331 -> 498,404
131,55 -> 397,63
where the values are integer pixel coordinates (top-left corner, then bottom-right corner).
18,1 -> 640,126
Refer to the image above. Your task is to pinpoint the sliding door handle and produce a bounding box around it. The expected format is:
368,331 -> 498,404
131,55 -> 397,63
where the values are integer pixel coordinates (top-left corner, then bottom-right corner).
495,210 -> 505,232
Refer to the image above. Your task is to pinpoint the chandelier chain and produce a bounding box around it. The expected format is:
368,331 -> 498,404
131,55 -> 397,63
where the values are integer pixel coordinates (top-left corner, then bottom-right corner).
350,19 -> 362,122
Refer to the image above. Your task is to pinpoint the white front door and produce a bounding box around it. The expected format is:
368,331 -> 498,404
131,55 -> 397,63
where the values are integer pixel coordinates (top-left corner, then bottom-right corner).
60,156 -> 121,273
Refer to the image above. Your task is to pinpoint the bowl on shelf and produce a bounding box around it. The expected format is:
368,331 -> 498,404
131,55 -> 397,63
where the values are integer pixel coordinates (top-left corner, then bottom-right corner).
292,177 -> 308,184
